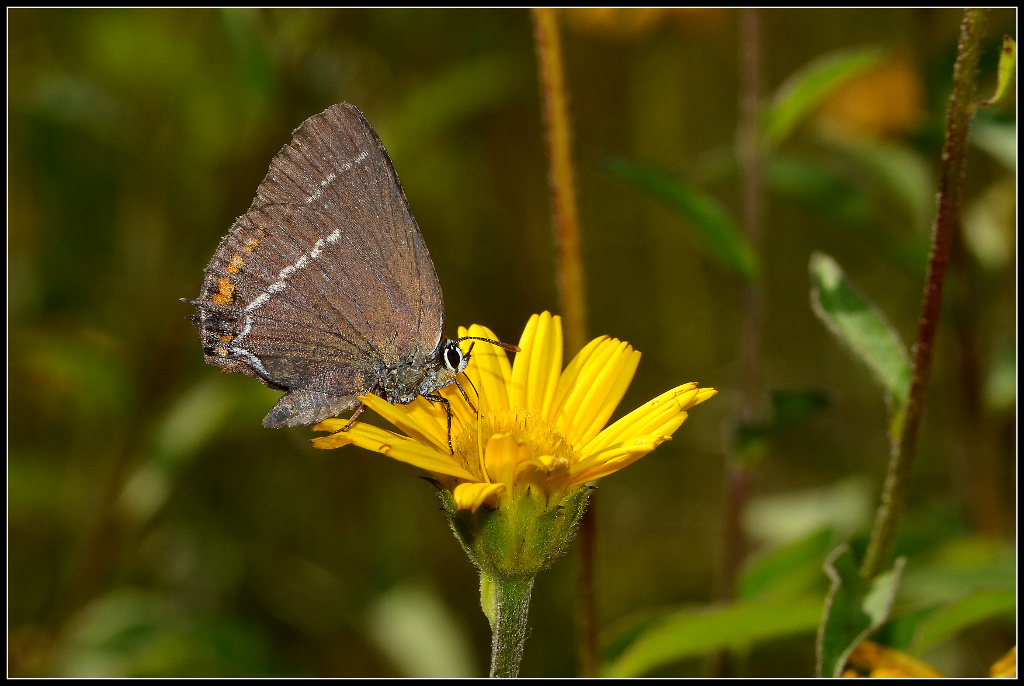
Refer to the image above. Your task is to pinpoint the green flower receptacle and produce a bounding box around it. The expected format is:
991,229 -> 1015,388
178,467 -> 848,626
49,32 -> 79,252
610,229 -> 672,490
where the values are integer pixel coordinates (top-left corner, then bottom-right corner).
440,486 -> 591,578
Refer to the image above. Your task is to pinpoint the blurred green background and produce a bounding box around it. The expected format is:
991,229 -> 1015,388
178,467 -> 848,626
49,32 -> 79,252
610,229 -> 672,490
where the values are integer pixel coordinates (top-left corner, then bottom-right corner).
8,8 -> 1016,677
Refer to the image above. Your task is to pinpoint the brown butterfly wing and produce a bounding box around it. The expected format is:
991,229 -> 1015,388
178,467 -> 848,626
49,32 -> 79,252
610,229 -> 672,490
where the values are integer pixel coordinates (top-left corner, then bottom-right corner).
188,103 -> 446,426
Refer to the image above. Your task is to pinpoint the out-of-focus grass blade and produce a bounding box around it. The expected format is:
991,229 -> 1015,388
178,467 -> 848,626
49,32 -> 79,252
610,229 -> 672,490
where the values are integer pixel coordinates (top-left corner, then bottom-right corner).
603,598 -> 823,677
909,589 -> 1016,657
604,157 -> 758,281
744,478 -> 874,549
897,537 -> 1016,606
817,545 -> 906,678
379,54 -> 524,159
809,252 -> 911,435
963,177 -> 1016,271
152,376 -> 238,468
56,588 -> 280,677
984,341 -> 1016,412
739,529 -> 835,601
367,585 -> 477,678
763,47 -> 885,148
119,377 -> 240,525
978,35 -> 1016,108
970,119 -> 1017,172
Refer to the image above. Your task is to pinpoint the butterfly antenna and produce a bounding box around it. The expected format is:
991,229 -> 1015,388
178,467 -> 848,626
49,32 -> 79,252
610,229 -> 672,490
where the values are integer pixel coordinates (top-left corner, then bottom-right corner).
455,335 -> 520,353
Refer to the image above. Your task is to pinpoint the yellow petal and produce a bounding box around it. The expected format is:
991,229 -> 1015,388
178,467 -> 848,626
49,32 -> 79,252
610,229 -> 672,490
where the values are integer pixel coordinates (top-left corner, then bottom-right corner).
512,458 -> 550,496
454,481 -> 505,512
310,428 -> 357,449
572,344 -> 641,447
483,433 -> 526,486
459,324 -> 513,413
312,417 -> 354,434
557,338 -> 638,445
313,422 -> 477,481
585,384 -> 716,455
310,422 -> 393,451
507,314 -> 539,409
437,375 -> 481,430
522,312 -> 562,418
548,334 -> 609,421
362,394 -> 450,452
551,337 -> 620,439
567,435 -> 669,488
382,440 -> 479,481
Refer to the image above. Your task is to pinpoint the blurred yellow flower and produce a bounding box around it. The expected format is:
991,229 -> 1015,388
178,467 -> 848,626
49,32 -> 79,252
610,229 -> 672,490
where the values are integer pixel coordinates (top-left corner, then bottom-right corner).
562,7 -> 723,40
816,57 -> 924,140
841,640 -> 946,678
312,312 -> 715,513
990,646 -> 1016,678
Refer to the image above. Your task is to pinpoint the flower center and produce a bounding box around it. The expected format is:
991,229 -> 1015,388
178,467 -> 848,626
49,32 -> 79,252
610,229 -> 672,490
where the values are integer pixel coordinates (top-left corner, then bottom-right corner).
453,410 -> 578,482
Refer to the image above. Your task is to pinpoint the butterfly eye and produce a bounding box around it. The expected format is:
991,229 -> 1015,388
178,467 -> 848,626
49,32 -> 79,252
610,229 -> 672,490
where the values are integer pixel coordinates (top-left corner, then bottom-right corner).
444,343 -> 464,372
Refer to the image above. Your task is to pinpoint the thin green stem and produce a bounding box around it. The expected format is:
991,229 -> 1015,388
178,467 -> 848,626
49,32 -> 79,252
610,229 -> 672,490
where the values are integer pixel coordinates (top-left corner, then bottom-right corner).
576,496 -> 598,677
861,8 -> 988,580
484,571 -> 536,678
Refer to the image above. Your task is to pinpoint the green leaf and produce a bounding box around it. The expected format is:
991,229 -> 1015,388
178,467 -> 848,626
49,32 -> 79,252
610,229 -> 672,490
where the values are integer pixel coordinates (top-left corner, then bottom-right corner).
152,377 -> 238,468
897,537 -> 1016,605
603,598 -> 823,678
56,589 -> 280,677
739,529 -> 835,601
969,119 -> 1017,172
910,589 -> 1016,657
978,35 -> 1016,108
809,252 -> 911,435
367,585 -> 478,678
816,545 -> 906,678
604,157 -> 758,280
763,47 -> 886,148
745,477 -> 874,548
963,178 -> 1016,271
984,340 -> 1017,412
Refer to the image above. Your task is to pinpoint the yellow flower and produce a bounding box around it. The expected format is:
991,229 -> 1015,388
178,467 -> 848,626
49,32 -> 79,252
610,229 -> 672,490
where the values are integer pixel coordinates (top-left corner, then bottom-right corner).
312,312 -> 716,514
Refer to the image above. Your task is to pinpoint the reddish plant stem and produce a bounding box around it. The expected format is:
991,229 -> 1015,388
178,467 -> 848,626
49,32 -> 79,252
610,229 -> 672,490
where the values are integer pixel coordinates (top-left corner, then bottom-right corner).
710,11 -> 764,677
723,6 -> 763,603
532,7 -> 588,356
861,8 -> 987,580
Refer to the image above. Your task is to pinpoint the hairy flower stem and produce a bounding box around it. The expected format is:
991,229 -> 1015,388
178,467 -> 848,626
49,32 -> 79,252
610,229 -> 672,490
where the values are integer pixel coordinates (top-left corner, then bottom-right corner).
483,571 -> 536,678
532,8 -> 596,677
531,8 -> 587,355
860,8 -> 988,580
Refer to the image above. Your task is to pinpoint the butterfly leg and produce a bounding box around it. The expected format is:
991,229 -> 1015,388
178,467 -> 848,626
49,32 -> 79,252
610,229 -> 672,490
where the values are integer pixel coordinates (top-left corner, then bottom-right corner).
423,393 -> 454,454
339,403 -> 367,432
454,377 -> 478,415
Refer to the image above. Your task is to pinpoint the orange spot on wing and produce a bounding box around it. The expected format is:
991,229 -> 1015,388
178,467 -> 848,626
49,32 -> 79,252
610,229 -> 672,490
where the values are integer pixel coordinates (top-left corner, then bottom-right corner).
215,347 -> 229,356
212,276 -> 235,305
219,334 -> 233,343
226,254 -> 246,274
243,238 -> 259,252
